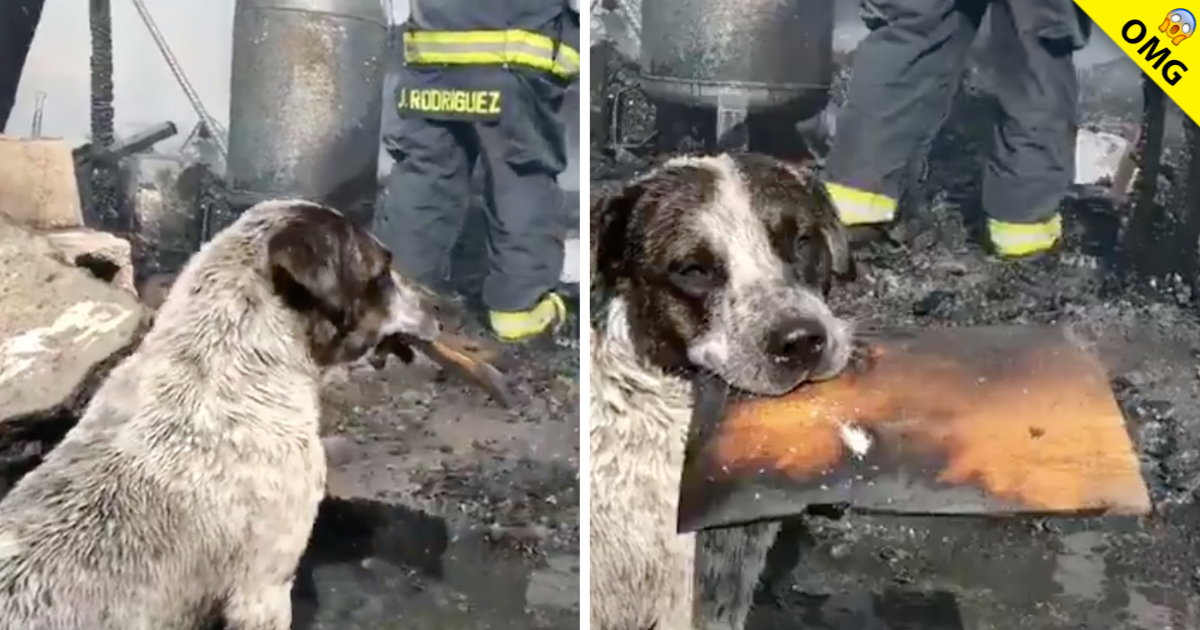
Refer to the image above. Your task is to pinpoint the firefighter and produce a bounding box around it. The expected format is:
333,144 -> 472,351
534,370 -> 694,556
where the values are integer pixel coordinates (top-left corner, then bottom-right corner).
375,0 -> 579,342
823,0 -> 1090,259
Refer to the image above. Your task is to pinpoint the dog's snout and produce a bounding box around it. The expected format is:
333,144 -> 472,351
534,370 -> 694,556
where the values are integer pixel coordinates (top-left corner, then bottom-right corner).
766,318 -> 827,366
384,272 -> 442,341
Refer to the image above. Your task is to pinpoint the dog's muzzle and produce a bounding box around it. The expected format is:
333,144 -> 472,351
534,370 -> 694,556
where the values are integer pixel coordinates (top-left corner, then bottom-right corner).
385,271 -> 442,341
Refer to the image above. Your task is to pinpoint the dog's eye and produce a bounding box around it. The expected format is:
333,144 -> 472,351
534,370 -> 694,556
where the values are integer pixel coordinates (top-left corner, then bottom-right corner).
370,272 -> 394,293
791,234 -> 828,286
794,234 -> 815,259
668,263 -> 717,297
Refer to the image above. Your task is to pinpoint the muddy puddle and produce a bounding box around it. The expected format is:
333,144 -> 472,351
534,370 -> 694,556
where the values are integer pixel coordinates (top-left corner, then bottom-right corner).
292,497 -> 578,630
749,514 -> 1197,630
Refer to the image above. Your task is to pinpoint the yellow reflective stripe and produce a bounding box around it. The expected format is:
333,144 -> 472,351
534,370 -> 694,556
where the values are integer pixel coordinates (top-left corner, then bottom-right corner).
825,182 -> 897,226
404,30 -> 580,78
987,215 -> 1062,257
490,293 -> 566,341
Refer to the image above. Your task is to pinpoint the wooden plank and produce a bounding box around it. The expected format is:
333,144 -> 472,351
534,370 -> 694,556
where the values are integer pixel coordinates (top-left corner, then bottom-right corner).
678,325 -> 1151,533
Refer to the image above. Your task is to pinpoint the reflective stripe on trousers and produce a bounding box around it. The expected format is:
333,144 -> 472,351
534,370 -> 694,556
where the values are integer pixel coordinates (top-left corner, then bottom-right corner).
403,30 -> 580,79
825,182 -> 898,226
490,292 -> 566,341
987,215 -> 1061,257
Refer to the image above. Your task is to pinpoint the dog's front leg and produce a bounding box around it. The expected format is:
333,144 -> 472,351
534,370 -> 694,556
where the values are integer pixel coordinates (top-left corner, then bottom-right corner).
695,522 -> 782,630
223,579 -> 293,630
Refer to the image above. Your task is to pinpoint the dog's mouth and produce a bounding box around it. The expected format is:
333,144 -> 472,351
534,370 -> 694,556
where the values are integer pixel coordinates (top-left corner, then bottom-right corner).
383,272 -> 442,342
704,319 -> 853,397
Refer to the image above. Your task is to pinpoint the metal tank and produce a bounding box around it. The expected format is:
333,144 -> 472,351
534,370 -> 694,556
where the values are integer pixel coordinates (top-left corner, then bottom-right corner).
226,0 -> 387,228
639,0 -> 835,152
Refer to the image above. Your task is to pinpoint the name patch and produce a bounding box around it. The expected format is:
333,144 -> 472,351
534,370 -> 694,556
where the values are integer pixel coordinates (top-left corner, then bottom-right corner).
397,89 -> 502,117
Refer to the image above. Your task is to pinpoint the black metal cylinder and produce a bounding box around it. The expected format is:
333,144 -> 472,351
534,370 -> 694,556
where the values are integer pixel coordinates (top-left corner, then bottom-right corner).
226,0 -> 387,227
640,0 -> 834,116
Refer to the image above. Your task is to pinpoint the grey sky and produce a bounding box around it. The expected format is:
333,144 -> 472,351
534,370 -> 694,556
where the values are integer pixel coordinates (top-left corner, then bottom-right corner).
11,0 -> 409,143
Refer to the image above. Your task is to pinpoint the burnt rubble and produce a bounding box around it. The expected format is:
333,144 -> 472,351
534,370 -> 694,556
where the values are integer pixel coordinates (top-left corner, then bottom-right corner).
593,44 -> 1200,627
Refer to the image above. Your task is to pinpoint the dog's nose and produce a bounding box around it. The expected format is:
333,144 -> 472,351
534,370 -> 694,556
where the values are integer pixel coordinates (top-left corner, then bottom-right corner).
766,318 -> 827,367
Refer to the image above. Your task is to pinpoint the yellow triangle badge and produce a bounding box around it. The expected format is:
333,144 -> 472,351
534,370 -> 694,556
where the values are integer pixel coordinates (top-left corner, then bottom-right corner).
1078,2 -> 1199,122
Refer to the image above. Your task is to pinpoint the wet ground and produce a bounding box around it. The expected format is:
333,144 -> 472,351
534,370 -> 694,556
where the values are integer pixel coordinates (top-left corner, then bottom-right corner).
593,49 -> 1200,629
309,322 -> 580,630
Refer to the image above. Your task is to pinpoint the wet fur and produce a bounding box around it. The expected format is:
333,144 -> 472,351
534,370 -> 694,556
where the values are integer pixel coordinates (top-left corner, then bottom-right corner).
590,153 -> 855,630
0,200 -> 437,630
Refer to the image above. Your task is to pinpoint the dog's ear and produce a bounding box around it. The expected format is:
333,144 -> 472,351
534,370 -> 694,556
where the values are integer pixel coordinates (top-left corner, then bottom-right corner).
813,218 -> 855,295
779,162 -> 857,289
816,210 -> 854,281
267,215 -> 358,323
592,183 -> 644,293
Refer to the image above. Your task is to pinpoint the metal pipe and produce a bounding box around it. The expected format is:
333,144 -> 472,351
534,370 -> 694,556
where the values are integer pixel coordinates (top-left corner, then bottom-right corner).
30,91 -> 45,137
89,0 -> 118,225
126,0 -> 227,158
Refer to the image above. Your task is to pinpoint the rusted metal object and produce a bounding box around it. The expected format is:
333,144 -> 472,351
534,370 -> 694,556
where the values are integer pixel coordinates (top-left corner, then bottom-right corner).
376,333 -> 514,408
678,325 -> 1150,533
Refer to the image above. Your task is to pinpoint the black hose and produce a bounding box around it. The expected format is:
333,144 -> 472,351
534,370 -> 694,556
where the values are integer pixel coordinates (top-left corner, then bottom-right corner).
89,0 -> 119,228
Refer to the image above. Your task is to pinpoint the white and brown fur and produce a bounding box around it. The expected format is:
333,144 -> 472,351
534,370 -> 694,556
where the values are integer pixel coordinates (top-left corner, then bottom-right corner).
0,200 -> 439,630
590,153 -> 856,630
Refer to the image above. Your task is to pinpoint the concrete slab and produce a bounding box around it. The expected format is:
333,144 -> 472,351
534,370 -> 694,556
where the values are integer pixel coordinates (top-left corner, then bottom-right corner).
42,228 -> 136,295
0,217 -> 144,424
0,135 -> 83,230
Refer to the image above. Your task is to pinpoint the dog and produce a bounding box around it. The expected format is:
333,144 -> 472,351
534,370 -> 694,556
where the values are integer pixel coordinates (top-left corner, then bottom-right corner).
590,153 -> 856,630
0,199 -> 440,630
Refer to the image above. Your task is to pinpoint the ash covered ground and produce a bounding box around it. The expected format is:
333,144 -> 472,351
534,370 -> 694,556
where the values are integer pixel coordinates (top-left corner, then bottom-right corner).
307,323 -> 580,630
592,51 -> 1200,629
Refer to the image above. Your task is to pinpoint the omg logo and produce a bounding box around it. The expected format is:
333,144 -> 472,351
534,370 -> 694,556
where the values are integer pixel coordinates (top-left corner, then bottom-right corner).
1120,8 -> 1193,86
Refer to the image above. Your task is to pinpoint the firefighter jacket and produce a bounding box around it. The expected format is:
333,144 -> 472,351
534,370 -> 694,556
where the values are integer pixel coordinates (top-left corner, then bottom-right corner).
395,0 -> 579,122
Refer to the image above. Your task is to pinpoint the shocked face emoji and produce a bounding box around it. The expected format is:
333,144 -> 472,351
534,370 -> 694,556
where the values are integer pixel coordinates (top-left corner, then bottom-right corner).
1161,9 -> 1195,45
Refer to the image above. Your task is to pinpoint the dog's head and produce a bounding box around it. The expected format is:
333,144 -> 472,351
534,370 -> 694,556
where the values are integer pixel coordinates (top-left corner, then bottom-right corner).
241,200 -> 441,367
593,153 -> 856,395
